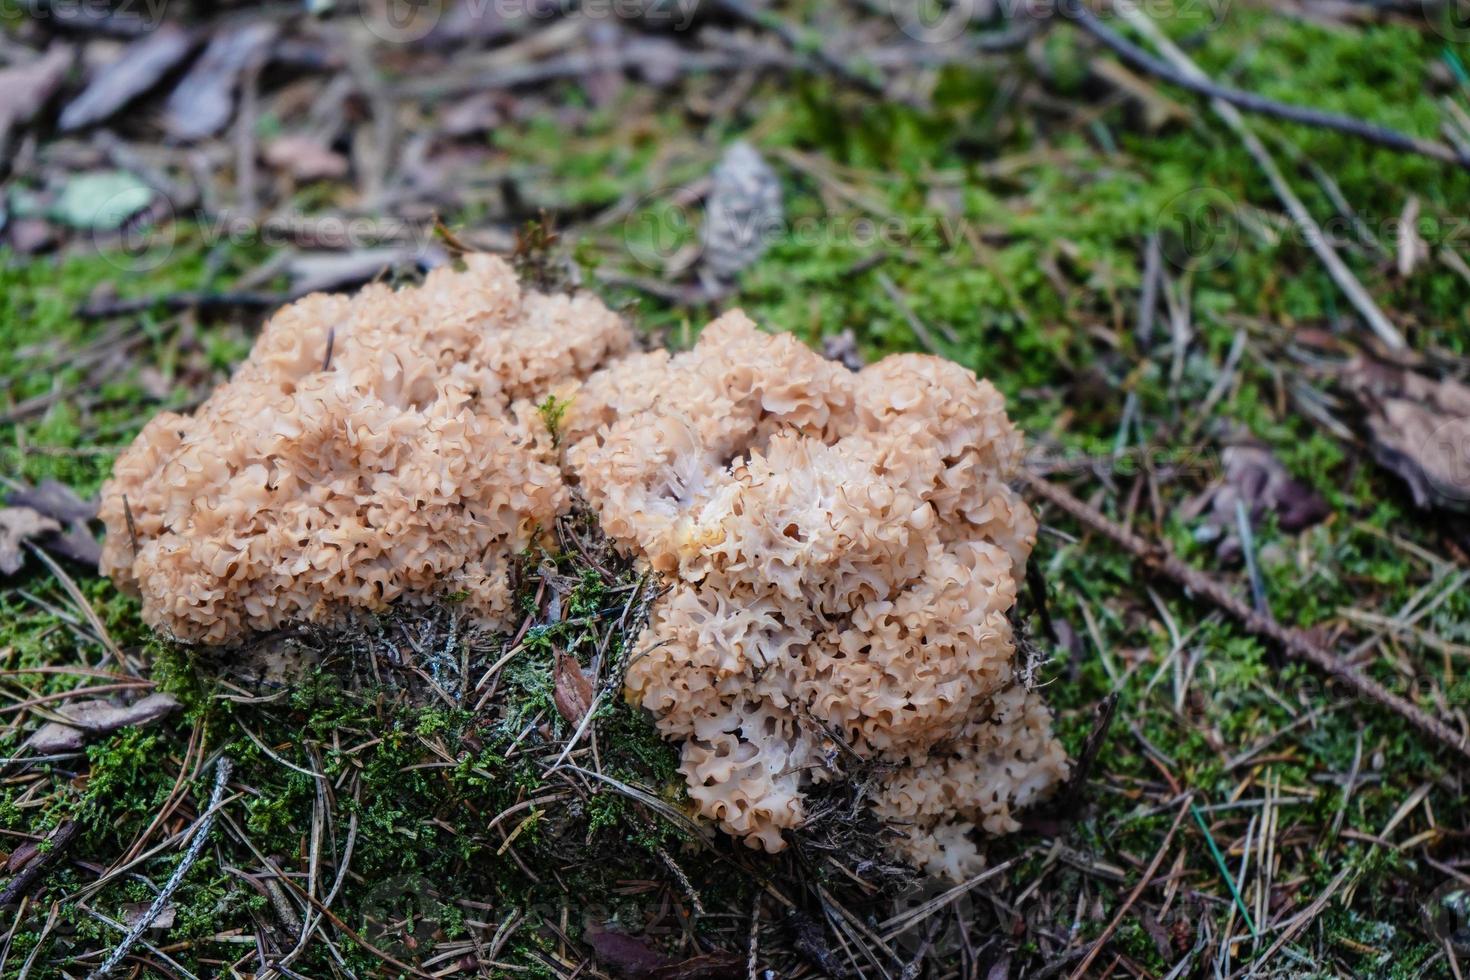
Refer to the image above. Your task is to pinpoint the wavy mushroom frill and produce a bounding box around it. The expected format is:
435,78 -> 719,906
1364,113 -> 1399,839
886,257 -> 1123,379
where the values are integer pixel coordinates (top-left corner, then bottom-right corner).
565,312 -> 1069,879
99,255 -> 631,645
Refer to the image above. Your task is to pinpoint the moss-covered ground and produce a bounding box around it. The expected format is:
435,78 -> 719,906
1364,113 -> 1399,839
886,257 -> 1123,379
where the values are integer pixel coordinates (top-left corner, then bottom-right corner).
4,2 -> 1470,976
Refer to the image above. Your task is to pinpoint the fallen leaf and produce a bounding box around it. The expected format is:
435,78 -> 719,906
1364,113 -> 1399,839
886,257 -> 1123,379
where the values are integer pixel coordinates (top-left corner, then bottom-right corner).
583,922 -> 671,976
553,651 -> 594,726
700,142 -> 783,287
8,479 -> 96,525
288,246 -> 446,294
1343,358 -> 1470,510
25,693 -> 179,754
263,134 -> 349,182
56,692 -> 181,733
27,723 -> 85,754
0,508 -> 61,575
6,481 -> 102,569
7,216 -> 54,254
0,45 -> 73,133
49,171 -> 154,230
583,921 -> 738,978
820,329 -> 864,371
441,93 -> 505,137
1181,442 -> 1328,557
121,902 -> 176,930
162,22 -> 278,141
38,525 -> 102,570
59,26 -> 198,131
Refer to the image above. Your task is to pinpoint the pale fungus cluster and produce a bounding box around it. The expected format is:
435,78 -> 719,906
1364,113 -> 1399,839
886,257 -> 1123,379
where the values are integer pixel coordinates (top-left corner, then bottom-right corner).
99,256 -> 630,644
101,259 -> 1068,879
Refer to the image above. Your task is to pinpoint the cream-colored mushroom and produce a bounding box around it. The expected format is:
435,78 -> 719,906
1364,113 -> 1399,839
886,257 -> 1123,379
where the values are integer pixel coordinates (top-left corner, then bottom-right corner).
566,312 -> 1068,880
99,255 -> 631,645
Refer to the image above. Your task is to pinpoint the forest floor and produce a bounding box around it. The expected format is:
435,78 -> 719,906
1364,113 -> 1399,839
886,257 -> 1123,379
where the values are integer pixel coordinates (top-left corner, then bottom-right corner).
3,0 -> 1470,977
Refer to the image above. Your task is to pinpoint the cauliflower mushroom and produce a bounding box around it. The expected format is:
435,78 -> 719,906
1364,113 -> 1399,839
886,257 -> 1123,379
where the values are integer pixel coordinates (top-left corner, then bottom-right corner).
99,255 -> 631,644
566,312 -> 1069,879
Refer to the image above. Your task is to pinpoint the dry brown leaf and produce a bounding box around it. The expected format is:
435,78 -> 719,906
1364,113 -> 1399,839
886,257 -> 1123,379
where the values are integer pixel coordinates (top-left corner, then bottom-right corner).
1343,358 -> 1470,510
25,692 -> 180,754
121,901 -> 176,930
7,218 -> 55,255
59,26 -> 198,132
56,692 -> 180,732
0,507 -> 61,575
1181,441 -> 1328,557
27,723 -> 85,755
162,22 -> 277,141
553,651 -> 594,726
264,134 -> 349,182
583,920 -> 743,979
0,45 -> 73,134
8,479 -> 96,525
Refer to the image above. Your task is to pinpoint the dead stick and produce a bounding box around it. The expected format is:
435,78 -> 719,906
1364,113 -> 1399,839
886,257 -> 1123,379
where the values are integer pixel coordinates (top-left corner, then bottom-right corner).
1101,0 -> 1407,352
1020,470 -> 1470,764
0,820 -> 79,907
1068,794 -> 1191,980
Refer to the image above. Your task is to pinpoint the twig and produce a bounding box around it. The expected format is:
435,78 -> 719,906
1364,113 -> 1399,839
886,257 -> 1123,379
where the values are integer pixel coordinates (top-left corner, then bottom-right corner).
1068,795 -> 1191,979
1078,0 -> 1407,351
1020,471 -> 1470,763
87,756 -> 234,980
747,891 -> 761,980
710,0 -> 888,99
0,820 -> 79,907
77,291 -> 290,320
1059,0 -> 1470,172
876,271 -> 944,353
23,543 -> 122,667
1243,864 -> 1353,977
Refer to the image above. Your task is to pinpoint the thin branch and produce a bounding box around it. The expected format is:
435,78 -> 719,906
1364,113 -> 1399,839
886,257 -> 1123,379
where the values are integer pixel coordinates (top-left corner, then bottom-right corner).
1060,0 -> 1470,172
1085,0 -> 1408,351
1020,470 -> 1470,764
86,757 -> 234,980
1068,794 -> 1191,979
0,820 -> 79,907
711,0 -> 889,98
